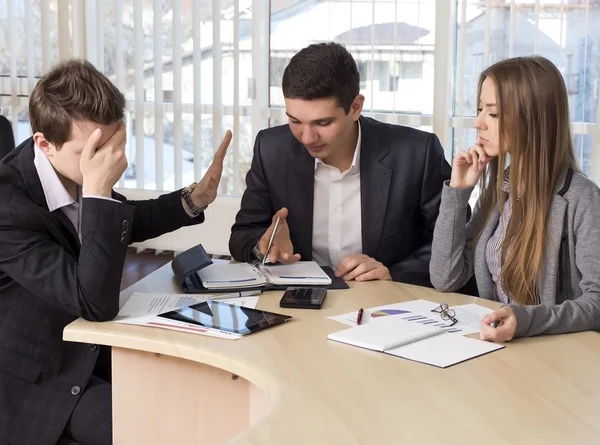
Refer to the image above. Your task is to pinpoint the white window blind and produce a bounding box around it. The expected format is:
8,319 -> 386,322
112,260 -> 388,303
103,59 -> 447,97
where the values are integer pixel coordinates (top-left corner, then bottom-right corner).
452,0 -> 600,185
1,0 -> 600,200
80,0 -> 254,196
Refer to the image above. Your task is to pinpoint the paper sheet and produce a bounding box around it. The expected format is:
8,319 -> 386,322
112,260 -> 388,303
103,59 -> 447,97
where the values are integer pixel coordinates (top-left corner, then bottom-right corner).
327,299 -> 494,336
327,299 -> 438,326
450,303 -> 495,333
116,292 -> 259,318
114,292 -> 260,339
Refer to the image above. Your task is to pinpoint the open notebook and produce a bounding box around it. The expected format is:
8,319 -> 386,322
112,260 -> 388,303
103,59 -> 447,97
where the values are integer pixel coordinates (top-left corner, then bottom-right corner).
327,315 -> 504,368
198,261 -> 332,290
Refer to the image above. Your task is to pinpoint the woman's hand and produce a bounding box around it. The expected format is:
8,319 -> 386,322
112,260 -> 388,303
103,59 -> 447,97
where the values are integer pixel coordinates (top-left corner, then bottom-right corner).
449,144 -> 494,189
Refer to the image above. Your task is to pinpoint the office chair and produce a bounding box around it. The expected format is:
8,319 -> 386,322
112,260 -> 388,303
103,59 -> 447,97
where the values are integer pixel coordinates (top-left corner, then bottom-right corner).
0,115 -> 16,160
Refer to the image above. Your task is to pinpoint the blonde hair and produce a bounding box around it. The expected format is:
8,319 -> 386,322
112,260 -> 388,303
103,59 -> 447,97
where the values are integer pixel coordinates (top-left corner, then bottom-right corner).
475,56 -> 579,305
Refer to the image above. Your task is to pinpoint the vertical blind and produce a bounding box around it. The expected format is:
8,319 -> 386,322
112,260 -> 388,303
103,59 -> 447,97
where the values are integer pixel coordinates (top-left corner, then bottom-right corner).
1,0 -> 600,194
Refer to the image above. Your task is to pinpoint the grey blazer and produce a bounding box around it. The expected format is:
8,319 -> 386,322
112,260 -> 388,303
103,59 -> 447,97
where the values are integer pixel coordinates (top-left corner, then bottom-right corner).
430,169 -> 600,338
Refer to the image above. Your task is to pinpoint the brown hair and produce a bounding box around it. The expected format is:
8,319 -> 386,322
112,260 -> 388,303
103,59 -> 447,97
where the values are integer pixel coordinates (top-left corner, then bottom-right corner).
475,56 -> 579,305
29,59 -> 125,147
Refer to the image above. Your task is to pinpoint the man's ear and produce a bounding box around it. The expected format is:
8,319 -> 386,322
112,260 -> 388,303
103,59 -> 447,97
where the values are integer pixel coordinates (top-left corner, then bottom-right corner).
350,94 -> 364,120
33,132 -> 55,155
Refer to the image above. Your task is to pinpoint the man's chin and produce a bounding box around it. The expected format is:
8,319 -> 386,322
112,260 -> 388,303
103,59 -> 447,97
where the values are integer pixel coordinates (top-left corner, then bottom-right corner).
305,145 -> 328,159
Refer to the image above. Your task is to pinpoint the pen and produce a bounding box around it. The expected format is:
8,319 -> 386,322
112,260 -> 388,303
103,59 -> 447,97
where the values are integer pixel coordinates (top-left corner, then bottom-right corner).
208,290 -> 263,301
357,308 -> 364,325
491,320 -> 501,328
262,216 -> 281,266
277,276 -> 327,280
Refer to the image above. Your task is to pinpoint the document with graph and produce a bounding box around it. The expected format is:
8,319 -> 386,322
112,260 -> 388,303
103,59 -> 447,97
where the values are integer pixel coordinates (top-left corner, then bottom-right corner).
327,315 -> 504,368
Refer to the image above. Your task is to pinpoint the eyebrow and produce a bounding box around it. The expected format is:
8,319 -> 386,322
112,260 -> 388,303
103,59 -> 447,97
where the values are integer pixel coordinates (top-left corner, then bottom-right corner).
479,101 -> 497,107
285,112 -> 336,123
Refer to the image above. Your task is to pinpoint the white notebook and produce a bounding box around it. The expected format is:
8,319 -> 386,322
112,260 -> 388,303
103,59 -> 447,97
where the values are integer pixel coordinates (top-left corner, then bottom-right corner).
197,261 -> 332,289
327,315 -> 504,368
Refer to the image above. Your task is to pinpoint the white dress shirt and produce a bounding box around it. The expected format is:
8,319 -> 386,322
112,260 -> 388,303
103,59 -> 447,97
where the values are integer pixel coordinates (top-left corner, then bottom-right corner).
311,122 -> 362,268
33,145 -> 118,241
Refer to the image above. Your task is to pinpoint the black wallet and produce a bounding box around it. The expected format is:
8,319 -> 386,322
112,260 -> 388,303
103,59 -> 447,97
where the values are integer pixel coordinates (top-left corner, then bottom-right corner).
171,243 -> 349,293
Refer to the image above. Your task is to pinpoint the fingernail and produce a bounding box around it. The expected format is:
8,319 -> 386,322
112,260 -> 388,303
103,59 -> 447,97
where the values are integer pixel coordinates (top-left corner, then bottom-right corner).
93,129 -> 101,136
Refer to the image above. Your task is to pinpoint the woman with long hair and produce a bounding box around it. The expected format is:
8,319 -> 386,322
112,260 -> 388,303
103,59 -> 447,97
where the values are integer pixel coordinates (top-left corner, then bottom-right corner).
430,56 -> 600,342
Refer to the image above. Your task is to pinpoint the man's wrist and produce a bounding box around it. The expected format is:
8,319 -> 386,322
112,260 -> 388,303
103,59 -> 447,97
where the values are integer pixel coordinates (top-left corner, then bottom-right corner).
252,240 -> 264,261
181,182 -> 207,216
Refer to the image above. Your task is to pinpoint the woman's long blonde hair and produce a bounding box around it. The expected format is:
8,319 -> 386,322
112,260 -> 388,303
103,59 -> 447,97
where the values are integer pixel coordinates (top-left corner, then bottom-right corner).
476,56 -> 579,305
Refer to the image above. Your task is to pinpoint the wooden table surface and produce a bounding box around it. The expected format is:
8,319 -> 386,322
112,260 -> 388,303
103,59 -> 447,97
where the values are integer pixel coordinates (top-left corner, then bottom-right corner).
64,263 -> 600,445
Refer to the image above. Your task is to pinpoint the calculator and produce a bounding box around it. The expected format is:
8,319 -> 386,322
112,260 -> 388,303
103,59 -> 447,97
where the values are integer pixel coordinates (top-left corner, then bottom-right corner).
279,287 -> 328,309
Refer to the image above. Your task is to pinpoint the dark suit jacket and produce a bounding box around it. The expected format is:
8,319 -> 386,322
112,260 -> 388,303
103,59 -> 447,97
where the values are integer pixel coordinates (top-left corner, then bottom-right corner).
0,139 -> 203,445
229,116 -> 452,287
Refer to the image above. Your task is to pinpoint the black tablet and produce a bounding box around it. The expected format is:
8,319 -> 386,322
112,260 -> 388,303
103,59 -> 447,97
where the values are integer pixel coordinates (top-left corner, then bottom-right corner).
157,300 -> 292,335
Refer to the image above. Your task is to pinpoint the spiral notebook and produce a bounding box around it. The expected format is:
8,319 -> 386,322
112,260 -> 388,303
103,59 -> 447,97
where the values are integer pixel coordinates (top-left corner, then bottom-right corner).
197,260 -> 332,290
327,315 -> 504,368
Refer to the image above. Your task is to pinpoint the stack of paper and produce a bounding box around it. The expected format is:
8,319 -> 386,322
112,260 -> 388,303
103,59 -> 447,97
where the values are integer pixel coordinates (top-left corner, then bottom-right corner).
115,292 -> 260,339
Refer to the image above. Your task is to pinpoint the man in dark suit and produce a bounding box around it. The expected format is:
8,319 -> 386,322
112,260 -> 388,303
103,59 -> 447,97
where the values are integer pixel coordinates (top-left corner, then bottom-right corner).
0,60 -> 231,445
229,42 -> 451,285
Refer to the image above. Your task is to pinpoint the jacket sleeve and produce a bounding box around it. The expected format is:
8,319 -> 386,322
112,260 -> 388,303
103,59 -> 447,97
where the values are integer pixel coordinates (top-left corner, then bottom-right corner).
0,191 -> 203,322
229,130 -> 274,262
510,185 -> 600,338
429,181 -> 481,292
113,189 -> 204,244
0,198 -> 135,321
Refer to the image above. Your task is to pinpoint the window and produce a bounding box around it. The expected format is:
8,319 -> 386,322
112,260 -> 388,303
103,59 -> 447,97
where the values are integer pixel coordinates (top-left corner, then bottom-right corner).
0,0 -> 60,142
92,0 -> 254,194
1,0 -> 599,200
269,0 -> 437,116
453,0 -> 600,180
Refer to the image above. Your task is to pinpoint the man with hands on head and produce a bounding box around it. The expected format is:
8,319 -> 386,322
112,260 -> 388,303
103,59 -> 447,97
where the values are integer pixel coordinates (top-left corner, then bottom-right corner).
0,59 -> 231,445
229,42 -> 451,285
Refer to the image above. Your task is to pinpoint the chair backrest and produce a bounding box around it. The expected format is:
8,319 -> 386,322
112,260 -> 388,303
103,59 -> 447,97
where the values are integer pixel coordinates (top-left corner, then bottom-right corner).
0,115 -> 16,161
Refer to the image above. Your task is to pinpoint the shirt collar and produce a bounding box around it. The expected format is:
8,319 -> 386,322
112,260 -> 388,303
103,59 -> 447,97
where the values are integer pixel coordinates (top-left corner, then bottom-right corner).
33,144 -> 78,212
314,120 -> 362,174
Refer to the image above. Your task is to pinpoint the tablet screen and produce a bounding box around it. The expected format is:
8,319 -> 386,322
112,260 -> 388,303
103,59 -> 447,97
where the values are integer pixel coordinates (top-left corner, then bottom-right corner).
157,300 -> 292,335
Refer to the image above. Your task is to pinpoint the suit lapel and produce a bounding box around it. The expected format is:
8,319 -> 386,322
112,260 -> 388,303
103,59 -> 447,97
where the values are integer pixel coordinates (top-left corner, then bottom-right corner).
359,117 -> 391,258
540,185 -> 569,302
286,140 -> 315,260
17,139 -> 81,254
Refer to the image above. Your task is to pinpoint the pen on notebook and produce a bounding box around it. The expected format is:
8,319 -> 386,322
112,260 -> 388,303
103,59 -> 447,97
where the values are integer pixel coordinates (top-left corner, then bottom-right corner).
203,278 -> 257,283
356,308 -> 364,325
208,290 -> 262,300
277,276 -> 327,280
262,216 -> 281,266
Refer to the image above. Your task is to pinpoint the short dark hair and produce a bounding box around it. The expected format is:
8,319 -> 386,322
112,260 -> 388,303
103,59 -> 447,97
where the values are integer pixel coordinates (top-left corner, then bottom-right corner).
282,42 -> 360,113
29,59 -> 126,147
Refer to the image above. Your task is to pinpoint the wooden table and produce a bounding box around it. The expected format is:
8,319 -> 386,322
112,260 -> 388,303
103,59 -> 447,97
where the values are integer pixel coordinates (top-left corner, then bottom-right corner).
64,263 -> 600,445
